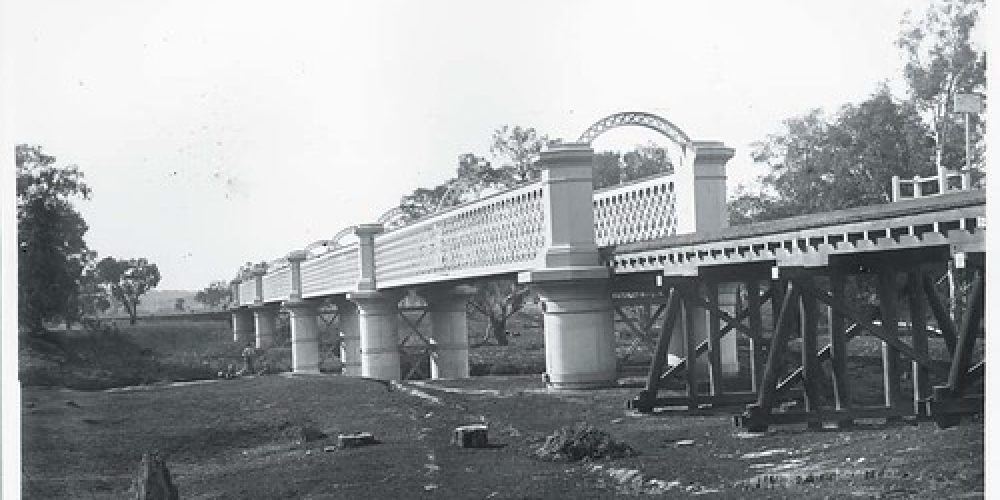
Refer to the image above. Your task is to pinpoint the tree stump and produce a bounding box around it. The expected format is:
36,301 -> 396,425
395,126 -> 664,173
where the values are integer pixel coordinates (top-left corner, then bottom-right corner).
452,424 -> 489,448
131,452 -> 179,500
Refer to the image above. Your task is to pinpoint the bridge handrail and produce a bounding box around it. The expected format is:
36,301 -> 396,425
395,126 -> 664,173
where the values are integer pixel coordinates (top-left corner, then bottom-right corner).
375,181 -> 547,288
300,242 -> 361,298
615,189 -> 985,255
593,171 -> 680,246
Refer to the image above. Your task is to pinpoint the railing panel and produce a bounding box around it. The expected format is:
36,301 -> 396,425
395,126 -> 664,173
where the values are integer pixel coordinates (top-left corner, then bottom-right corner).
261,265 -> 292,303
375,183 -> 546,288
301,244 -> 360,298
593,174 -> 679,247
238,281 -> 256,306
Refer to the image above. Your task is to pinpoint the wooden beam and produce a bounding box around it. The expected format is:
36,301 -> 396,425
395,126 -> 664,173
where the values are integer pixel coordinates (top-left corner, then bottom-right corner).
747,279 -> 764,393
921,272 -> 959,356
792,278 -> 948,378
828,272 -> 851,411
798,274 -> 822,413
945,269 -> 984,396
706,281 -> 723,396
877,267 -> 904,411
906,269 -> 930,413
754,281 -> 801,415
644,289 -> 682,394
682,289 -> 699,410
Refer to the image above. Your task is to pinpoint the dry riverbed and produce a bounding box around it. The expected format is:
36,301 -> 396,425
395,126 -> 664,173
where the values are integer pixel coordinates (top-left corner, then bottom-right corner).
22,374 -> 983,499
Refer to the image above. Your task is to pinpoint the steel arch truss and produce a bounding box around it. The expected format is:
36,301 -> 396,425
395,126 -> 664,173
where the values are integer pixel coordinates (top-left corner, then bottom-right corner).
577,111 -> 692,149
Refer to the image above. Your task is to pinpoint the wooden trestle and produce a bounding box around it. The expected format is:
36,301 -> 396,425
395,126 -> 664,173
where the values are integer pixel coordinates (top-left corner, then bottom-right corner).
614,191 -> 985,431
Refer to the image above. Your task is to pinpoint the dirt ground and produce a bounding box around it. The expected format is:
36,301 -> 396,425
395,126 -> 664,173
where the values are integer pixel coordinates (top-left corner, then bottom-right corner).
22,374 -> 983,499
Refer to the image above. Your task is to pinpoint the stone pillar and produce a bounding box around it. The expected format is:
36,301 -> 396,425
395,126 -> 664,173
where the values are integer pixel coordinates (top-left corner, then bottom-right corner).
519,142 -> 616,389
252,306 -> 278,349
421,285 -> 476,379
231,308 -> 254,345
251,263 -> 266,305
285,300 -> 321,374
346,223 -> 401,381
669,141 -> 737,377
337,299 -> 362,376
348,292 -> 402,380
283,250 -> 319,373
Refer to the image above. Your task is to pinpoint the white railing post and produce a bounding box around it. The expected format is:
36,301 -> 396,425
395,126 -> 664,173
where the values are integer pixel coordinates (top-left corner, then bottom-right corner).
348,223 -> 402,381
283,251 -> 320,374
519,142 -> 616,389
891,175 -> 901,202
674,141 -> 735,234
335,298 -> 362,376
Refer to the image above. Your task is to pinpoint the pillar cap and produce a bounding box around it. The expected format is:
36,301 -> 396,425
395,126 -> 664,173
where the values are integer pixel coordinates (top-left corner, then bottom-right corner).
251,263 -> 268,277
538,142 -> 594,167
286,249 -> 308,262
517,266 -> 609,284
354,223 -> 385,237
691,140 -> 735,164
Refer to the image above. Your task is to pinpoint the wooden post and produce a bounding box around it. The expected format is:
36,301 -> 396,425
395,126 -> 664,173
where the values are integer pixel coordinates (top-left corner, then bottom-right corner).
906,269 -> 930,414
828,272 -> 851,412
706,281 -> 723,397
747,279 -> 764,393
754,281 -> 800,416
633,289 -> 681,412
876,267 -> 904,412
798,274 -> 821,418
921,272 -> 959,356
945,270 -> 984,396
682,290 -> 699,410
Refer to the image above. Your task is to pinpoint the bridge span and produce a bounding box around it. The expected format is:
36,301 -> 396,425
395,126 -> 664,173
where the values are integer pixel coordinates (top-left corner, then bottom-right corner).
228,112 -> 984,429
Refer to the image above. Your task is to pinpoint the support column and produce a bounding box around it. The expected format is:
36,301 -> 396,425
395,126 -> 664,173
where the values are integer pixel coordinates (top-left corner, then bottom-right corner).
285,299 -> 321,374
252,306 -> 278,349
231,307 -> 254,345
519,142 -> 616,389
718,283 -> 740,376
348,292 -> 402,381
421,285 -> 476,379
337,299 -> 362,376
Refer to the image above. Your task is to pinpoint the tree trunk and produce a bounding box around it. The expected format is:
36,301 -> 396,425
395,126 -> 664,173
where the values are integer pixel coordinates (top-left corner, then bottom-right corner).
489,316 -> 509,346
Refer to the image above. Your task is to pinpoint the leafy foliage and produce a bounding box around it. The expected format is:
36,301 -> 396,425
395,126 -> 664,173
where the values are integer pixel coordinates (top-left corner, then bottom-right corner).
897,0 -> 985,171
730,86 -> 935,224
16,145 -> 94,332
593,143 -> 674,190
489,125 -> 549,185
96,257 -> 162,325
195,281 -> 234,310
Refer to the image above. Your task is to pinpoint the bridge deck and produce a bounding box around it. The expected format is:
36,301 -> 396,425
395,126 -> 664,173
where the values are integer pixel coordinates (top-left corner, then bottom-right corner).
610,190 -> 985,276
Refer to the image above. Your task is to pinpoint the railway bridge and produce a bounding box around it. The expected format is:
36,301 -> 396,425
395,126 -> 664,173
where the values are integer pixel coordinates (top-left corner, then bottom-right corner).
229,111 -> 984,429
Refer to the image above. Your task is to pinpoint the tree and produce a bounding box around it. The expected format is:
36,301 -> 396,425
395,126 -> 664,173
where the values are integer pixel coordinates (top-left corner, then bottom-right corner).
467,280 -> 532,346
897,0 -> 986,173
96,257 -> 162,325
593,144 -> 674,190
194,281 -> 233,310
730,86 -> 935,224
489,125 -> 549,185
16,145 -> 93,333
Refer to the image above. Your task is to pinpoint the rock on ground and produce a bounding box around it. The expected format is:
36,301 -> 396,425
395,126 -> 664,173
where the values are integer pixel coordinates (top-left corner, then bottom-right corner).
533,423 -> 638,462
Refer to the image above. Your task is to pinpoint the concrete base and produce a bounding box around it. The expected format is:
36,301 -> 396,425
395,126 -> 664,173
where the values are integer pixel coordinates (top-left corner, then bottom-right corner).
253,306 -> 278,349
423,285 -> 475,379
348,291 -> 402,381
231,309 -> 254,346
285,300 -> 321,374
529,275 -> 617,389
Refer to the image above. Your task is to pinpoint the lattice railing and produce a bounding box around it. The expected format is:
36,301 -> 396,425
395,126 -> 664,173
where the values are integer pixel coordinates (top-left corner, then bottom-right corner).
593,174 -> 679,247
375,182 -> 546,289
261,264 -> 292,303
238,280 -> 256,306
301,243 -> 361,299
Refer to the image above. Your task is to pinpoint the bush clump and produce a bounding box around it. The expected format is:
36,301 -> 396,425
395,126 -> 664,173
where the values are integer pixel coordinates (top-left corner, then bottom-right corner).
533,423 -> 638,462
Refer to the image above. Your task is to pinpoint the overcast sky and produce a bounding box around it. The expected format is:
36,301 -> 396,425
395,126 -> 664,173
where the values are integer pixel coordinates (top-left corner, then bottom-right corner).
7,0 -> 940,290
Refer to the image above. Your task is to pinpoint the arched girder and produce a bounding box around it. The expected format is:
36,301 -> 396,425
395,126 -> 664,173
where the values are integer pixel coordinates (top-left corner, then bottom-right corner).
578,111 -> 692,150
377,206 -> 409,230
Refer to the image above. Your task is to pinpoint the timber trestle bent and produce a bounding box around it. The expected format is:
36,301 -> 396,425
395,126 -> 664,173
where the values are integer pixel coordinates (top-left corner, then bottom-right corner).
614,191 -> 985,430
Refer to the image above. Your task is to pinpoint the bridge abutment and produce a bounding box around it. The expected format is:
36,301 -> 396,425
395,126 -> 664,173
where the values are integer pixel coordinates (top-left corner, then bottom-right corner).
421,285 -> 476,379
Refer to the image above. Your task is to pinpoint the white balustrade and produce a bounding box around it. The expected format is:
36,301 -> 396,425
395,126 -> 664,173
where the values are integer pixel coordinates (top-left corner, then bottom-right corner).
300,243 -> 361,298
238,280 -> 256,306
261,264 -> 293,302
593,174 -> 679,246
374,183 -> 547,289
